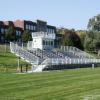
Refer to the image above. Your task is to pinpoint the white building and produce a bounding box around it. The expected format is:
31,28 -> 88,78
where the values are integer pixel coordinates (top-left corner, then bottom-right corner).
31,32 -> 56,50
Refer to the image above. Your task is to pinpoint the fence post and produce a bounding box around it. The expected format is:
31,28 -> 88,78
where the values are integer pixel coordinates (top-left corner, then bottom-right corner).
26,64 -> 28,72
92,64 -> 94,69
5,43 -> 7,53
21,64 -> 23,73
17,57 -> 20,72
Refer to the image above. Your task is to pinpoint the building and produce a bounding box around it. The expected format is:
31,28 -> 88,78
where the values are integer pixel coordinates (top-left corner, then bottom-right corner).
14,20 -> 36,32
32,32 -> 55,50
0,21 -> 23,43
0,21 -> 8,43
14,20 -> 56,33
0,20 -> 57,43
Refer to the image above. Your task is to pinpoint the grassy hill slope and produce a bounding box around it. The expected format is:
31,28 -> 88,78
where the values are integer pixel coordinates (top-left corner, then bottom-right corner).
0,68 -> 100,100
0,44 -> 30,72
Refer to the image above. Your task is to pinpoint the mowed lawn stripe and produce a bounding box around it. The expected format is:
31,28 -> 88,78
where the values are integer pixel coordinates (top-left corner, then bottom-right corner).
0,68 -> 100,100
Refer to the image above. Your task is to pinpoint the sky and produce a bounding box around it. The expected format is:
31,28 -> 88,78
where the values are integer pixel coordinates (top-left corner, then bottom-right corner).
0,0 -> 100,30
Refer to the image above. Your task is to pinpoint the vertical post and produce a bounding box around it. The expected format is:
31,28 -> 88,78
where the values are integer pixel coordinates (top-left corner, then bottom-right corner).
37,58 -> 38,65
17,56 -> 20,72
21,64 -> 23,73
26,64 -> 28,72
5,43 -> 7,53
64,46 -> 65,52
32,64 -> 34,72
42,50 -> 43,59
22,42 -> 23,49
92,64 -> 94,69
69,59 -> 71,64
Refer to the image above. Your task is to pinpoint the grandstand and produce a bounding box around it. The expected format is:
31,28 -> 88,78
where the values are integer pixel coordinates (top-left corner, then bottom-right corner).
10,32 -> 100,72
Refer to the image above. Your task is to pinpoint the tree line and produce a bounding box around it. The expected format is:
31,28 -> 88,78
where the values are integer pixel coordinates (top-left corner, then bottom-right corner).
57,14 -> 100,53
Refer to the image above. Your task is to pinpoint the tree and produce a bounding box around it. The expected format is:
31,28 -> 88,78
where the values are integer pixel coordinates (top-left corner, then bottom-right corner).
22,30 -> 32,43
76,30 -> 87,46
57,28 -> 83,49
84,31 -> 100,52
5,26 -> 15,42
87,14 -> 100,31
84,35 -> 93,51
62,33 -> 73,46
57,27 -> 66,35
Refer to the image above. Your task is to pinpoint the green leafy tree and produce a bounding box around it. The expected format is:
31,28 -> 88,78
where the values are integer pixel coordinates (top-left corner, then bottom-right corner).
76,30 -> 87,46
22,30 -> 32,43
87,14 -> 100,31
57,28 -> 66,35
84,31 -> 100,52
5,26 -> 15,42
62,34 -> 73,46
84,36 -> 93,51
58,28 -> 83,49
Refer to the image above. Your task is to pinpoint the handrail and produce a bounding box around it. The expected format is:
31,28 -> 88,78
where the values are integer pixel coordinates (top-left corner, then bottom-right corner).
10,42 -> 41,65
60,46 -> 95,58
41,58 -> 100,65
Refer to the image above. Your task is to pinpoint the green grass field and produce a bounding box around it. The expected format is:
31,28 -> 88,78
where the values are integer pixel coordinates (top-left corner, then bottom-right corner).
0,44 -> 100,100
0,68 -> 100,100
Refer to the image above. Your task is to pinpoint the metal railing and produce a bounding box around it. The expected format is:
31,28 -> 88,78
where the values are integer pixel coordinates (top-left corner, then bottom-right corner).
10,42 -> 100,72
10,42 -> 40,65
32,32 -> 56,39
41,58 -> 100,65
60,46 -> 95,58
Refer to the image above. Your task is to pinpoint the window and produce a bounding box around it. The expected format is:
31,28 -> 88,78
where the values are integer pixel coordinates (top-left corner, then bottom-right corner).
31,26 -> 34,30
34,26 -> 36,30
43,40 -> 53,46
1,28 -> 4,33
29,25 -> 31,30
18,31 -> 21,36
47,28 -> 55,33
5,29 -> 7,33
49,29 -> 51,33
51,29 -> 53,33
49,41 -> 51,45
51,41 -> 53,45
47,28 -> 49,33
43,40 -> 48,45
50,29 -> 52,33
16,30 -> 19,36
1,36 -> 4,41
50,29 -> 51,33
52,29 -> 55,33
46,41 -> 48,45
52,29 -> 53,33
16,30 -> 21,36
43,40 -> 45,45
26,25 -> 29,29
